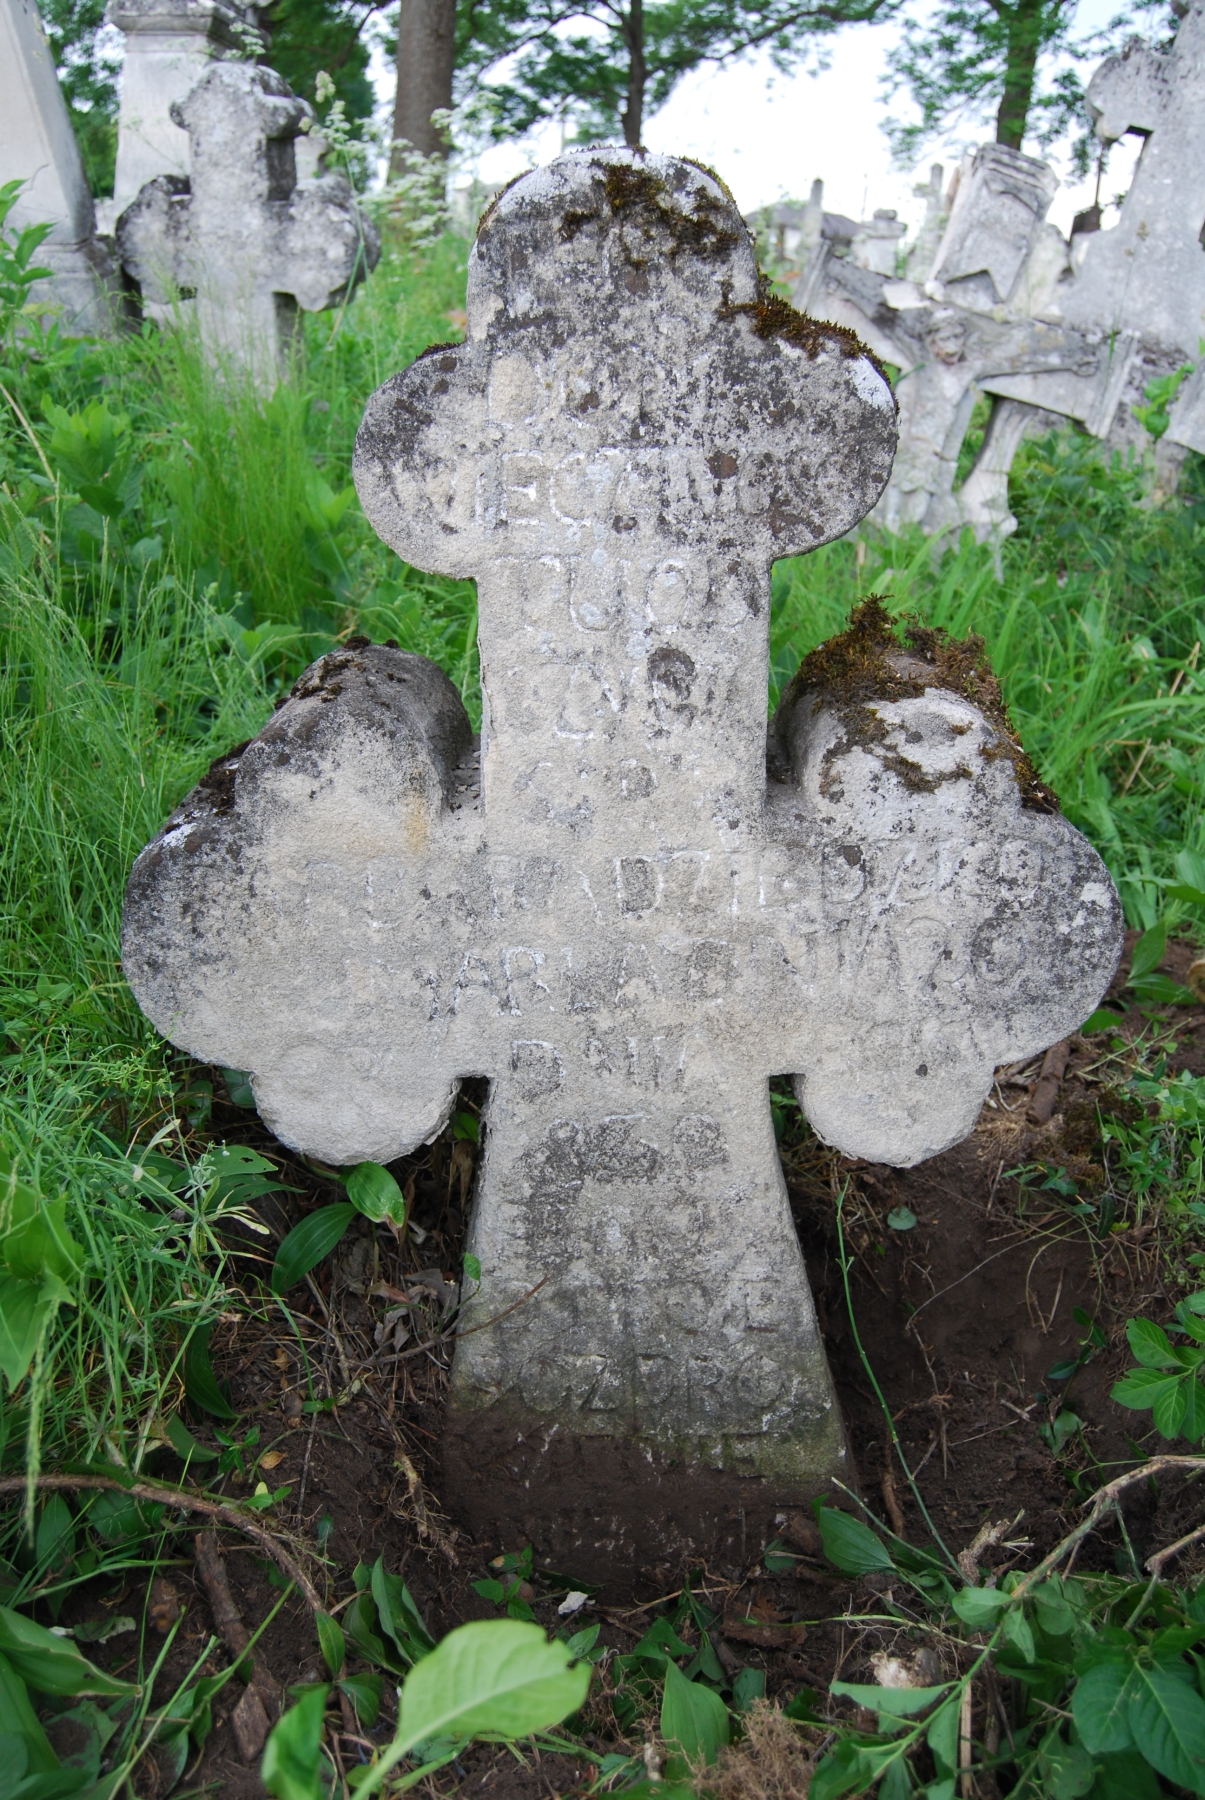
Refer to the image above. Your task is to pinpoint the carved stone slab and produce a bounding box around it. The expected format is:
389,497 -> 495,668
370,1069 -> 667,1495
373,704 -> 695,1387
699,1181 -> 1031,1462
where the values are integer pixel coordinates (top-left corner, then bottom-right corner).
0,0 -> 116,333
115,61 -> 378,387
123,148 -> 1123,1582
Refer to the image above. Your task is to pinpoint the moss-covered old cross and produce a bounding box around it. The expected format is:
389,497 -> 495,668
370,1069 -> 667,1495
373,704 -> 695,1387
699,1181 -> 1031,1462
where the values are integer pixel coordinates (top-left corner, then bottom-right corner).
123,149 -> 1122,1582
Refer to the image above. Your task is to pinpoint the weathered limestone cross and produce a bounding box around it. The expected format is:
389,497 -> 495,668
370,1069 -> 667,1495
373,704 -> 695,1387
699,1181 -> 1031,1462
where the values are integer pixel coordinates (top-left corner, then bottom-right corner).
115,60 -> 377,388
123,149 -> 1122,1582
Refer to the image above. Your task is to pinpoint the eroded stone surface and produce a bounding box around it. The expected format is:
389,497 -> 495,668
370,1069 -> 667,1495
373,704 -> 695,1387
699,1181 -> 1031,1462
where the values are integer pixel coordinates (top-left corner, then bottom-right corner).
115,61 -> 378,387
105,0 -> 257,218
1,0 -> 117,333
123,148 -> 1123,1576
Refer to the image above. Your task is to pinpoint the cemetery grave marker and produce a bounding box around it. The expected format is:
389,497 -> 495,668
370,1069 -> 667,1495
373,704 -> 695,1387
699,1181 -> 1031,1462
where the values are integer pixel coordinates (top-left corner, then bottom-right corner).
115,60 -> 378,388
105,0 -> 260,220
123,148 -> 1123,1580
0,0 -> 117,333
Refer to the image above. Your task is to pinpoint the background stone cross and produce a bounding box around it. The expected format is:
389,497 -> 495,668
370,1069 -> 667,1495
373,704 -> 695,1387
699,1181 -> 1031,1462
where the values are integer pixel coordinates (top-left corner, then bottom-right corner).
124,148 -> 1122,1580
115,60 -> 377,388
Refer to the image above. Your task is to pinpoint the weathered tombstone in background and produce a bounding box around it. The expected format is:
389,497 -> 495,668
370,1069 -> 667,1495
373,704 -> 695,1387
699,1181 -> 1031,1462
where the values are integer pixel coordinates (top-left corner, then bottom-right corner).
802,140 -> 1137,539
103,0 -> 260,224
925,144 -> 1057,314
850,207 -> 906,277
122,147 -> 1124,1586
0,0 -> 117,333
115,60 -> 378,388
1007,0 -> 1205,457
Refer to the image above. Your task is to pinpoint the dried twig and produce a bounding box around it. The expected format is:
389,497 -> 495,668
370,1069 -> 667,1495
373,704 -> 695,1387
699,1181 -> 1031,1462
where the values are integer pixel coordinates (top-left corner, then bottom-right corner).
194,1530 -> 282,1714
0,1473 -> 323,1611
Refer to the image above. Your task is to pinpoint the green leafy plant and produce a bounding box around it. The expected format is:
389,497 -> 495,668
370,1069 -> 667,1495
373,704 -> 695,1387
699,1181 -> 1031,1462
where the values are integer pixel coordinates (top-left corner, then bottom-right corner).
269,1160 -> 406,1294
0,181 -> 52,346
1112,1294 -> 1205,1441
1135,364 -> 1195,442
262,1617 -> 591,1796
0,1149 -> 81,1395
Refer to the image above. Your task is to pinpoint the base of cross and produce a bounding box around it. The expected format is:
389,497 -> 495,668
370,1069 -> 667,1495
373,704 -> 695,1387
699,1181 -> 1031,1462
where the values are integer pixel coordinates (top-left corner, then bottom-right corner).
441,1396 -> 850,1596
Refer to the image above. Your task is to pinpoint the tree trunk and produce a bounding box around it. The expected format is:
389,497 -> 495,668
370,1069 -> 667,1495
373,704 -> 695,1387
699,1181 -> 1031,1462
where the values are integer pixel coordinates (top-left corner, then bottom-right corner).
620,0 -> 646,147
994,0 -> 1043,149
391,0 -> 457,168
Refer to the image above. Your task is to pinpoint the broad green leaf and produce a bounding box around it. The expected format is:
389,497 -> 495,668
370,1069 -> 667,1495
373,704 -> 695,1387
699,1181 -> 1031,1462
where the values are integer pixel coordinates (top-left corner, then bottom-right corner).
1130,920 -> 1168,982
732,1667 -> 765,1712
0,1273 -> 60,1390
1112,1368 -> 1184,1411
1087,1749 -> 1164,1800
1,1199 -> 82,1284
271,1204 -> 354,1295
211,1145 -> 276,1178
463,1253 -> 481,1283
951,1586 -> 1009,1628
35,1495 -> 73,1570
1153,1374 -> 1191,1439
1181,1378 -> 1205,1443
164,1415 -> 219,1462
1082,1009 -> 1127,1034
1032,1580 -> 1078,1638
0,1649 -> 59,1773
222,1069 -> 256,1108
660,1658 -> 730,1772
887,1207 -> 917,1230
0,1607 -> 133,1696
1127,1659 -> 1205,1792
338,1672 -> 382,1727
1127,1318 -> 1177,1368
315,1611 -> 344,1679
1130,972 -> 1198,1006
817,1506 -> 895,1575
261,1682 -> 330,1800
811,1738 -> 911,1800
343,1592 -> 405,1676
831,1680 -> 950,1717
344,1163 -> 405,1227
1074,1660 -> 1138,1753
183,1322 -> 235,1419
370,1557 -> 434,1664
387,1621 -> 589,1765
879,1756 -> 913,1800
1003,1606 -> 1036,1663
630,1615 -> 692,1662
926,1695 -> 961,1778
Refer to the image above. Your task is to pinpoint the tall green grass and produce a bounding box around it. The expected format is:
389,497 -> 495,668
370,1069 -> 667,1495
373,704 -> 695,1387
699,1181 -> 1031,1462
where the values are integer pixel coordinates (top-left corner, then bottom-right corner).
2,225 -> 1205,1486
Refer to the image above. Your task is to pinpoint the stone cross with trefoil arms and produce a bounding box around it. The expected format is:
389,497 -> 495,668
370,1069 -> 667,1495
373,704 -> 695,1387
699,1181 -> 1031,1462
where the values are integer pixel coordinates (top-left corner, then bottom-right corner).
123,148 -> 1123,1585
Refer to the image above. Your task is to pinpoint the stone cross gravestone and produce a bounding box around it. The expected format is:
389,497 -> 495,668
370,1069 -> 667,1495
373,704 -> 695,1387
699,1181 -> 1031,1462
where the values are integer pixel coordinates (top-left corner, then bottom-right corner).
105,0 -> 259,221
123,147 -> 1124,1583
115,60 -> 378,388
0,0 -> 116,334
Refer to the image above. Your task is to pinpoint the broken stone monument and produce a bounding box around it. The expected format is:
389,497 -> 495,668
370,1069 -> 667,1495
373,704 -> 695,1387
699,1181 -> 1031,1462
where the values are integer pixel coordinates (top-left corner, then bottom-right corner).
799,140 -> 1137,539
122,147 -> 1124,1584
115,60 -> 378,388
1,0 -> 117,333
104,0 -> 261,222
997,0 -> 1205,458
